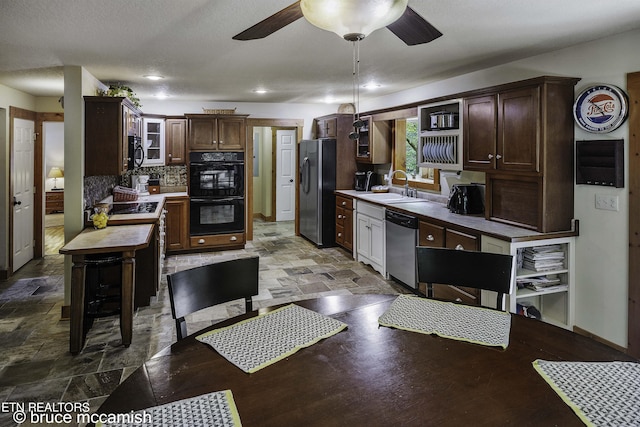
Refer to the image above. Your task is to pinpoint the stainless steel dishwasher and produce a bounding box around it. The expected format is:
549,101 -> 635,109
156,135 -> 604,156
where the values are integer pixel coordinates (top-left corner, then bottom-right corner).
385,210 -> 419,290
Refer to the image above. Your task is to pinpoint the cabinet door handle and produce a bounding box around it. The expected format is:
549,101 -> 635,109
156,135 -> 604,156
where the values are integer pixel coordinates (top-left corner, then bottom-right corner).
427,234 -> 435,241
495,154 -> 502,159
219,140 -> 224,145
337,214 -> 342,219
168,154 -> 172,158
455,244 -> 464,250
342,201 -> 347,206
230,236 -> 237,241
337,232 -> 342,237
198,239 -> 205,244
455,298 -> 463,302
487,154 -> 494,159
212,140 -> 217,145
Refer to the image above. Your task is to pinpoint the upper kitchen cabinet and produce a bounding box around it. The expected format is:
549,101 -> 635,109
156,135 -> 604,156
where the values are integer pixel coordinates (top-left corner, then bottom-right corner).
312,113 -> 357,190
464,87 -> 540,173
355,116 -> 391,164
186,114 -> 248,151
462,76 -> 579,232
316,116 -> 338,138
463,76 -> 578,175
85,96 -> 141,176
142,116 -> 165,166
165,117 -> 187,165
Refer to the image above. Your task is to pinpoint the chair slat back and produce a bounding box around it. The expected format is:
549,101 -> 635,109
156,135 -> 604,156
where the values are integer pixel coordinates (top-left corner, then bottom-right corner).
167,256 -> 259,339
416,247 -> 514,309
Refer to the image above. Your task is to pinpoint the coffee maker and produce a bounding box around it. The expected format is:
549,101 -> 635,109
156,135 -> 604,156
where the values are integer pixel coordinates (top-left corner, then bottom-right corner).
355,171 -> 374,191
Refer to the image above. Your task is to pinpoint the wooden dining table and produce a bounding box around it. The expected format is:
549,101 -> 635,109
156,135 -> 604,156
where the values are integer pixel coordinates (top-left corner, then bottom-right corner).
97,294 -> 637,426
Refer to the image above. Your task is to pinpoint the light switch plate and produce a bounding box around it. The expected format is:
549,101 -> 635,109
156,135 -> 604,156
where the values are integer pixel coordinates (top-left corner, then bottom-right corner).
595,194 -> 619,211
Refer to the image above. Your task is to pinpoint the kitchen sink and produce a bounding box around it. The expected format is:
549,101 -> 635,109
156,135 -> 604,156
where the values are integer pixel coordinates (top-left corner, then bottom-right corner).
357,193 -> 409,202
357,192 -> 428,204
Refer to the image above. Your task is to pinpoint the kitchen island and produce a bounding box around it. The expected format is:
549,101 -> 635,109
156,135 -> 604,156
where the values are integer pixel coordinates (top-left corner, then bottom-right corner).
59,223 -> 154,354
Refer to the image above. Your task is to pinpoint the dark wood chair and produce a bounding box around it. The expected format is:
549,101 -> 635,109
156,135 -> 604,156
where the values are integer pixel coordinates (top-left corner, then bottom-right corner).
167,256 -> 259,340
416,247 -> 514,310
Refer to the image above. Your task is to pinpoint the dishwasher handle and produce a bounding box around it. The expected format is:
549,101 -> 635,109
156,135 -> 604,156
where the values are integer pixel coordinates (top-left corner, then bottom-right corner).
385,210 -> 418,229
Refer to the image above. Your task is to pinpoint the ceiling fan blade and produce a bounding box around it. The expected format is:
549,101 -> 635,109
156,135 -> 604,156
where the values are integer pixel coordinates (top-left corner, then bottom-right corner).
386,6 -> 442,46
233,1 -> 304,40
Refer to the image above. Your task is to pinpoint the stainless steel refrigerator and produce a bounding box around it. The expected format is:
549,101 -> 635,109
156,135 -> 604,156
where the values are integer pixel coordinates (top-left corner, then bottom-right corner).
299,139 -> 336,247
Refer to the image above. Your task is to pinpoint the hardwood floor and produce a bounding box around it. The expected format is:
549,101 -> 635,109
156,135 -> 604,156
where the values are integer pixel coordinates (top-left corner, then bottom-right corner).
45,225 -> 64,255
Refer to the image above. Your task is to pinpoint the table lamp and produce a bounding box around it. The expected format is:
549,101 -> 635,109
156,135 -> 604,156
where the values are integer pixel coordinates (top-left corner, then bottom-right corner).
48,167 -> 63,190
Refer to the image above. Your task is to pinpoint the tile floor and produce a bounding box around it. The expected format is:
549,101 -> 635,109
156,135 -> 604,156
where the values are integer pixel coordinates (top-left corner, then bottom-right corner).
0,220 -> 408,426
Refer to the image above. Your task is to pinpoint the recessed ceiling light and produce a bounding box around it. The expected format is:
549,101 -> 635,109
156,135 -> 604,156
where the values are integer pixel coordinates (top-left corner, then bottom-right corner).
363,82 -> 382,90
253,88 -> 268,94
144,75 -> 164,80
154,93 -> 169,99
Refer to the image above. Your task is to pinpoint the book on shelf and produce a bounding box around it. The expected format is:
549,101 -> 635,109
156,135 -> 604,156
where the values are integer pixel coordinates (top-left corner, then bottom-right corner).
517,276 -> 566,292
521,246 -> 565,272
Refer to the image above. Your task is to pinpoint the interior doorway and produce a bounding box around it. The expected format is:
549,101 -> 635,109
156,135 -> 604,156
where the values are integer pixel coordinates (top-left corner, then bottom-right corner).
245,119 -> 303,241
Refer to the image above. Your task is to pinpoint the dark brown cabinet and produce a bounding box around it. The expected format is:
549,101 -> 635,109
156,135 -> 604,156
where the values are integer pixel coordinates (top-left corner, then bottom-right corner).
165,196 -> 189,253
165,118 -> 187,165
355,116 -> 391,164
187,115 -> 247,151
418,220 -> 480,305
463,76 -> 579,232
316,116 -> 337,138
464,87 -> 540,173
312,114 -> 357,190
85,96 -> 141,176
335,195 -> 354,252
45,191 -> 64,214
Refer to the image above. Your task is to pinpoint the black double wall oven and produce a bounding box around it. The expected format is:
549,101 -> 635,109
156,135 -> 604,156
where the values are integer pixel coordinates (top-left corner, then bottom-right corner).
189,151 -> 245,236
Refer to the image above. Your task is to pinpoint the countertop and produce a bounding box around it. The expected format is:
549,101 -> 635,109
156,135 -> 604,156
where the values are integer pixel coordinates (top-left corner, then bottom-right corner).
100,191 -> 188,225
335,190 -> 578,243
59,223 -> 154,255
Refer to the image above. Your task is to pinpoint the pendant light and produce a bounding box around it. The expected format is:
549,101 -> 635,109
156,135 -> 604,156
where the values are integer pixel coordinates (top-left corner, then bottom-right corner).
300,0 -> 409,41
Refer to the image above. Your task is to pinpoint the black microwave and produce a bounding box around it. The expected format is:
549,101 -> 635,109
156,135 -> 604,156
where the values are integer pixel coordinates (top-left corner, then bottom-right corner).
128,136 -> 144,170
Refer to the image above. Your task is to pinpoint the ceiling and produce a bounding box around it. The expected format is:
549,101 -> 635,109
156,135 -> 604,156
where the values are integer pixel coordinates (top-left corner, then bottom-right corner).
2,0 -> 640,106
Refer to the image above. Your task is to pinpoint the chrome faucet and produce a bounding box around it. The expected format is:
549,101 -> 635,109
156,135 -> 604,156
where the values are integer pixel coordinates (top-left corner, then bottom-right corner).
390,169 -> 409,196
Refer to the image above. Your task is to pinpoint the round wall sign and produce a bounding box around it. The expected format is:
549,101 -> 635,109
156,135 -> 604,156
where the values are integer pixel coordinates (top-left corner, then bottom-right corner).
573,84 -> 629,133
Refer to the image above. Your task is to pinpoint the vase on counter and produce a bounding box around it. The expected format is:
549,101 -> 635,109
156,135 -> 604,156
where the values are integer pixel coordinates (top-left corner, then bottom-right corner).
91,204 -> 110,229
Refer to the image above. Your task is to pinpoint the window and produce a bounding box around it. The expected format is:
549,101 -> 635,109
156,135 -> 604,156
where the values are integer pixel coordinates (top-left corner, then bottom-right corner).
393,117 -> 440,191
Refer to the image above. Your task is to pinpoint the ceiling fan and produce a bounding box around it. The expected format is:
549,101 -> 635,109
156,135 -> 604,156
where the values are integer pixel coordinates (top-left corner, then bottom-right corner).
232,0 -> 442,45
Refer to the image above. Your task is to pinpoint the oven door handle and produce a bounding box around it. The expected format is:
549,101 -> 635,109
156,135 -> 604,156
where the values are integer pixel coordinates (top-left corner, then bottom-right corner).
190,198 -> 239,203
190,162 -> 243,167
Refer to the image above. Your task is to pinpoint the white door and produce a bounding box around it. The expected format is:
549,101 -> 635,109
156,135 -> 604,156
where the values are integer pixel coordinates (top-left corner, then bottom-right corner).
12,118 -> 35,272
275,129 -> 296,221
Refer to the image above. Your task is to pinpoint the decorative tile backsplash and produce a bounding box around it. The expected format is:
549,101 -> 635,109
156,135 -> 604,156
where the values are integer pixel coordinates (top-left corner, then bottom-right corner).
84,175 -> 119,208
83,165 -> 188,209
121,165 -> 187,187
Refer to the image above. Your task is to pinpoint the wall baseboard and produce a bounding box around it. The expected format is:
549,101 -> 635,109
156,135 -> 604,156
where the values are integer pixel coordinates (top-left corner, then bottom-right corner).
573,325 -> 627,354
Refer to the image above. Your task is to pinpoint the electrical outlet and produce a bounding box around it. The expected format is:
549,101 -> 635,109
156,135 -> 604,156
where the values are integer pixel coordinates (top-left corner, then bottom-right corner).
595,194 -> 619,211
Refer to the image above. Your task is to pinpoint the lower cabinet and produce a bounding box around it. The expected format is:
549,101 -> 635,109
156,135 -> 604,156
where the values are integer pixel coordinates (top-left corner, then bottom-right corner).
482,235 -> 575,329
190,233 -> 245,249
335,195 -> 354,253
356,201 -> 385,276
418,219 -> 480,305
165,196 -> 189,253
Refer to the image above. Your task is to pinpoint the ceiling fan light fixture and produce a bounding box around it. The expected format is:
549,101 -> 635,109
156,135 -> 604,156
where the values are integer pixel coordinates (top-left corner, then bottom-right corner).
300,0 -> 408,40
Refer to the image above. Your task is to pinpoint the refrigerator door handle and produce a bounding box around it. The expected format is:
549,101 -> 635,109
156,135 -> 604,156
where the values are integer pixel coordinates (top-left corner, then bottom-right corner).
301,156 -> 310,193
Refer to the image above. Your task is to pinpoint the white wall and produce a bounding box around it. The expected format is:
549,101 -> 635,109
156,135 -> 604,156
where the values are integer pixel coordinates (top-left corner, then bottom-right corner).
363,27 -> 640,348
44,122 -> 65,192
